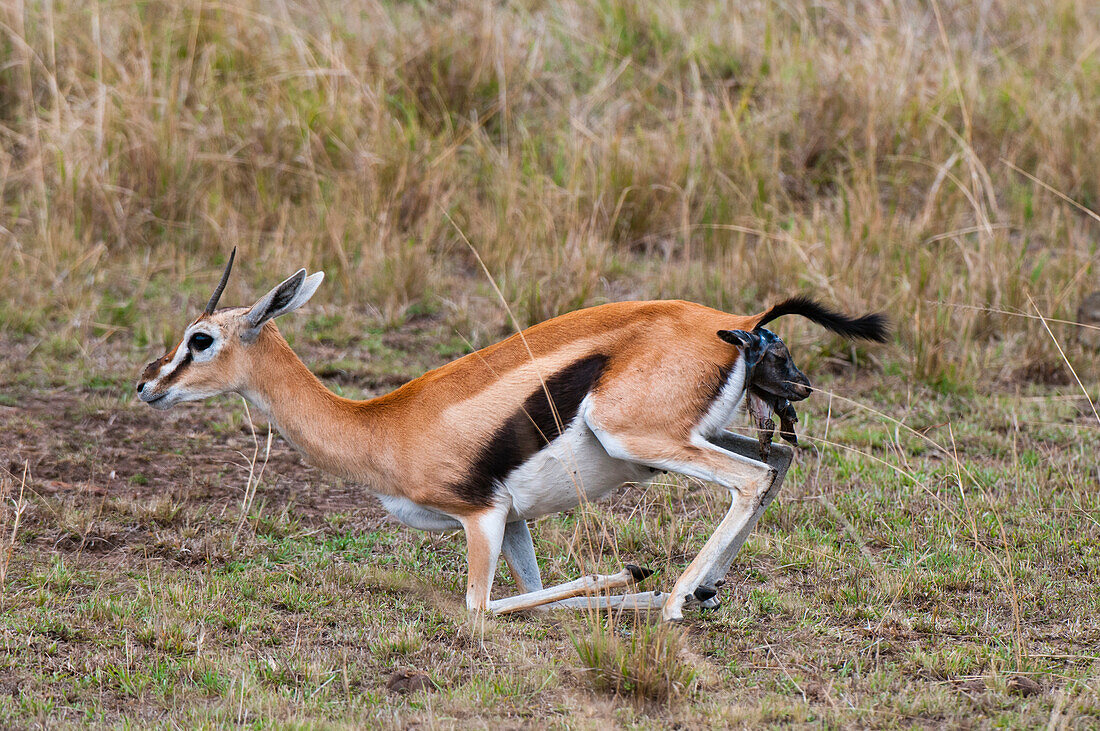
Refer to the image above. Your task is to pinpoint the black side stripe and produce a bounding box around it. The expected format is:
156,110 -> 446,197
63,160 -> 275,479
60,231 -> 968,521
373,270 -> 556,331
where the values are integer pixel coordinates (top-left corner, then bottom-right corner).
453,354 -> 609,508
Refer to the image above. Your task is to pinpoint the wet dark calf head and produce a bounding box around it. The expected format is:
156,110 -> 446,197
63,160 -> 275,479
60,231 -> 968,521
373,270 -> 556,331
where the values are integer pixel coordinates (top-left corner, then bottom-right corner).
717,328 -> 812,401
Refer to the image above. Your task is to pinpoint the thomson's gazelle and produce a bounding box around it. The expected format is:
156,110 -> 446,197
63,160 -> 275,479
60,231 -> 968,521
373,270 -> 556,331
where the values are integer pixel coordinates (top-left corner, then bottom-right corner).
138,251 -> 888,621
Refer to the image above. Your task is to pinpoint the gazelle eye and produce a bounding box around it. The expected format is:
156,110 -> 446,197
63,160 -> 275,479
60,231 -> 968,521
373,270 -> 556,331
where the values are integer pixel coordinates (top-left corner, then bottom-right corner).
189,332 -> 214,351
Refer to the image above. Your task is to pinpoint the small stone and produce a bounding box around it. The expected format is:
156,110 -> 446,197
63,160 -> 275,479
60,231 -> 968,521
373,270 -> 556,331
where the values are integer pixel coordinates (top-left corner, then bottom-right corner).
1077,292 -> 1100,349
1007,675 -> 1041,697
958,678 -> 986,693
385,669 -> 435,695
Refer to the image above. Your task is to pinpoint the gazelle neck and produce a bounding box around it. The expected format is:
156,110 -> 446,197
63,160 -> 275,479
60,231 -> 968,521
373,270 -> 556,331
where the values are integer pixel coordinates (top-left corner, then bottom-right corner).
238,324 -> 392,488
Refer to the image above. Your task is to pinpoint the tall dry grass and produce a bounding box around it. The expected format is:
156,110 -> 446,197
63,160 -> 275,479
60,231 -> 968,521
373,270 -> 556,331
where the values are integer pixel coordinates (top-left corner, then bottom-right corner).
1,0 -> 1099,383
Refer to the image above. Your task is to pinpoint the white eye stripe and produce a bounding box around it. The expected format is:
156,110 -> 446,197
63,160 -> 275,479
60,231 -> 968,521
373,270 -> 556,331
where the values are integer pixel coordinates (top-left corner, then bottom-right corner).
152,327 -> 221,379
153,339 -> 191,382
188,327 -> 222,362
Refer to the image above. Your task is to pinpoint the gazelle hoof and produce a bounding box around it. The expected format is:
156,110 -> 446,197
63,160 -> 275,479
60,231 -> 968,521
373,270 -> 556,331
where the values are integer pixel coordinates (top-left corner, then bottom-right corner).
661,597 -> 691,623
625,564 -> 655,583
692,585 -> 717,603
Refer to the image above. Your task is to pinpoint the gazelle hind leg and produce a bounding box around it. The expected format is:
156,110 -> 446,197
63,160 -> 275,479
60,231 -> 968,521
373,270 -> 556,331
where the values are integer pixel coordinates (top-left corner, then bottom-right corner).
661,479 -> 762,622
584,424 -> 776,622
694,434 -> 795,606
495,436 -> 792,617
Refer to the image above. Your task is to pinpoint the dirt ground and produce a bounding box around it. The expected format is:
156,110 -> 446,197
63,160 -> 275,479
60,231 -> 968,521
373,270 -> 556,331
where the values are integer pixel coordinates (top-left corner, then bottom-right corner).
2,335 -> 1099,727
3,392 -> 388,533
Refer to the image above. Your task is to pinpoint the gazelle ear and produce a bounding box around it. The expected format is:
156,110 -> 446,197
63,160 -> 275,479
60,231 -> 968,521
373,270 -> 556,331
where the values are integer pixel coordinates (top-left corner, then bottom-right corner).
717,329 -> 753,348
717,329 -> 764,367
243,270 -> 324,340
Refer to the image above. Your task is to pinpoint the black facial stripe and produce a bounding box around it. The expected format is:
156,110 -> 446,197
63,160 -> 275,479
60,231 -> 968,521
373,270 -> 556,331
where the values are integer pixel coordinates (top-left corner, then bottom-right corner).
453,354 -> 609,508
158,352 -> 192,389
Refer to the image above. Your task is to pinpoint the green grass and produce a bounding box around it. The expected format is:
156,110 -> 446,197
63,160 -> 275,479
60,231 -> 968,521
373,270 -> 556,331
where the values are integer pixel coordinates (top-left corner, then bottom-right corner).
1,350 -> 1098,726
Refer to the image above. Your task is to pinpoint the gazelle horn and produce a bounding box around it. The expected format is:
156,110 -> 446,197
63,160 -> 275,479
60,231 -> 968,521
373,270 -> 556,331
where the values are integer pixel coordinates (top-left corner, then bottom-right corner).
204,247 -> 236,314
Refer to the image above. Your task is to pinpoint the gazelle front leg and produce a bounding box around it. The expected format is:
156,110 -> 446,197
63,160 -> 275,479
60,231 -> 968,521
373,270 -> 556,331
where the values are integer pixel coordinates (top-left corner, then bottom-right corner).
465,510 -> 653,615
501,520 -> 543,594
489,565 -> 653,615
459,504 -> 510,612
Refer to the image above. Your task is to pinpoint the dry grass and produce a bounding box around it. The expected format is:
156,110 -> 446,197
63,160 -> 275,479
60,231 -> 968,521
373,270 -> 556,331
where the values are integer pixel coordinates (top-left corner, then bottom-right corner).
2,0 -> 1098,384
0,464 -> 28,592
570,614 -> 698,704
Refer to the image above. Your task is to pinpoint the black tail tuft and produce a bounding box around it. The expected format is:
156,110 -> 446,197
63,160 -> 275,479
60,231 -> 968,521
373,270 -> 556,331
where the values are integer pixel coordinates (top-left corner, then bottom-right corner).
756,295 -> 890,342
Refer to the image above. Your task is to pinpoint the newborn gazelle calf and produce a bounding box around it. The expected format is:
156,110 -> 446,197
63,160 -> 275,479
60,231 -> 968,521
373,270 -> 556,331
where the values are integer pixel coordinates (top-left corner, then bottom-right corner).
138,252 -> 888,621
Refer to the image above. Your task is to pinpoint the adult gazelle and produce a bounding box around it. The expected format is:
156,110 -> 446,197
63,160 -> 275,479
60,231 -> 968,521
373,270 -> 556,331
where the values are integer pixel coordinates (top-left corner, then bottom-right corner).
138,250 -> 887,621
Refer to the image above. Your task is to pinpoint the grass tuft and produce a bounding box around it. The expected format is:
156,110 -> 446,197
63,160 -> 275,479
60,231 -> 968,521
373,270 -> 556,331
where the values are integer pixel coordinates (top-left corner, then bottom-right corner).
570,616 -> 698,704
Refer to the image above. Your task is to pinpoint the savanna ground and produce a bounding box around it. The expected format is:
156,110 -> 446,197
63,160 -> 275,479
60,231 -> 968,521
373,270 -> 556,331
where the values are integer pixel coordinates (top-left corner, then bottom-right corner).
2,0 -> 1100,727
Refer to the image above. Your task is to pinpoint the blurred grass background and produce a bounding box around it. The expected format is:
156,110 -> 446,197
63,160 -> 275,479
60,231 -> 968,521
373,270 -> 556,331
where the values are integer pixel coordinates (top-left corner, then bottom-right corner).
1,0 -> 1098,383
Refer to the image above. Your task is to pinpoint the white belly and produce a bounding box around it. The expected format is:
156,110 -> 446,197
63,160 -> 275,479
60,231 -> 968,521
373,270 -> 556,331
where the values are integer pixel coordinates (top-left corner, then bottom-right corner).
503,415 -> 652,520
377,494 -> 462,531
376,406 -> 650,530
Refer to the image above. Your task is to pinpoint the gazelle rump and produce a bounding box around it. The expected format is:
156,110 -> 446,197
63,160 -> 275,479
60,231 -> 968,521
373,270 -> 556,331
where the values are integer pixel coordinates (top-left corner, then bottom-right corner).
138,252 -> 888,620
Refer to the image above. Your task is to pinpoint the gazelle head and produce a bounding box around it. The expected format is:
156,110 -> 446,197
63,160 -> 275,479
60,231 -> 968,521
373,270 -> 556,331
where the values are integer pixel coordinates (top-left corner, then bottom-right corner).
137,249 -> 324,410
718,327 -> 812,401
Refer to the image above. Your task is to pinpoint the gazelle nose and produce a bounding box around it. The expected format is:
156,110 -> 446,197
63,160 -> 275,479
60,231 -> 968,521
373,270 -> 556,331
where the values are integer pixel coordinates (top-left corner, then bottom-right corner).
137,381 -> 147,394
